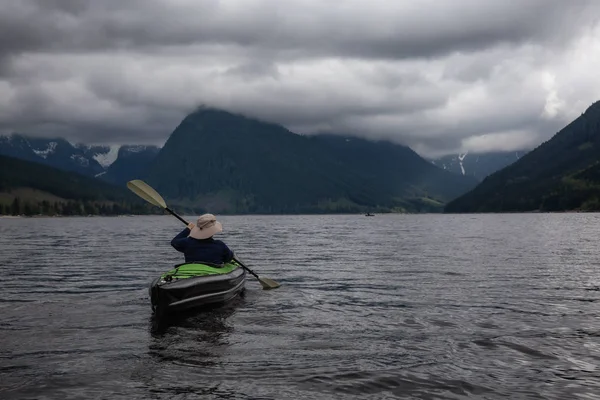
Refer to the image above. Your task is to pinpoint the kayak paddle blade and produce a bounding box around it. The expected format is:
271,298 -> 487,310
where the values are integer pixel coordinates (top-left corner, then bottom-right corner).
127,179 -> 167,209
258,277 -> 281,290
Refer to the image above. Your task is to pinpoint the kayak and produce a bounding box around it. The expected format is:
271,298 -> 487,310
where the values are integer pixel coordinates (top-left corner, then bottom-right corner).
149,260 -> 247,315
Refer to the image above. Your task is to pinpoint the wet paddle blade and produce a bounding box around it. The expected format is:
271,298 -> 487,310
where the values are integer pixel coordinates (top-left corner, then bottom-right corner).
258,277 -> 280,290
127,179 -> 167,208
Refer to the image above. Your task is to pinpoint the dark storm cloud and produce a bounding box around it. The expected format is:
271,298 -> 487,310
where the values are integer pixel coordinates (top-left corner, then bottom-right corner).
1,0 -> 594,61
0,0 -> 599,155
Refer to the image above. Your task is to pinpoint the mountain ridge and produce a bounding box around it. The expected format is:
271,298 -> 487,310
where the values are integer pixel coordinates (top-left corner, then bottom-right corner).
11,102 -> 590,215
0,133 -> 161,184
143,108 -> 479,214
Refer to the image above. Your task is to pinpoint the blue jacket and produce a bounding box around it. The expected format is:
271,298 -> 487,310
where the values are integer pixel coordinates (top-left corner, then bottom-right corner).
171,228 -> 234,265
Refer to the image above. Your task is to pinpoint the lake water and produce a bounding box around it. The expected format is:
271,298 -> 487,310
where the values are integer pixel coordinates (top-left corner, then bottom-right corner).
1,214 -> 600,399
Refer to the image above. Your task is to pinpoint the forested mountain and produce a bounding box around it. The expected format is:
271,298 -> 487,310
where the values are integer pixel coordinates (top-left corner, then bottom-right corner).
143,108 -> 478,214
0,155 -> 156,216
310,134 -> 475,201
445,100 -> 600,212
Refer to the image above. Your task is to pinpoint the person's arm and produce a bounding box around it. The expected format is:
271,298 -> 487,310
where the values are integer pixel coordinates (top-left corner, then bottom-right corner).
171,223 -> 195,252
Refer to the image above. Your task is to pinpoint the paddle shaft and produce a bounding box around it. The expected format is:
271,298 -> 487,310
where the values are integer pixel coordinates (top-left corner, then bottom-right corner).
233,256 -> 261,280
165,207 -> 189,226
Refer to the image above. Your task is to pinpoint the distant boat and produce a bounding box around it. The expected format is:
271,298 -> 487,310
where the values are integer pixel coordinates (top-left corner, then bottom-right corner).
365,213 -> 375,216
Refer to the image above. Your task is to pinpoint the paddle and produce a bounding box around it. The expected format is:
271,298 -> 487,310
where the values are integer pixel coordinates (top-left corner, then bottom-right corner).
127,179 -> 280,290
230,254 -> 280,290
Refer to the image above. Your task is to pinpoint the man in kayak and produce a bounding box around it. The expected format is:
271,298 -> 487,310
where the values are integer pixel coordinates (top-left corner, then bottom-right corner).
171,213 -> 234,266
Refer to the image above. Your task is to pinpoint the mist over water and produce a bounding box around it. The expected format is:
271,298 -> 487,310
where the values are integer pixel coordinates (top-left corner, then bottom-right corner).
1,214 -> 600,399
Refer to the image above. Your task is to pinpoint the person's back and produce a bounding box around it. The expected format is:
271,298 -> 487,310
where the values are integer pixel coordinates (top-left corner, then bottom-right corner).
171,213 -> 234,265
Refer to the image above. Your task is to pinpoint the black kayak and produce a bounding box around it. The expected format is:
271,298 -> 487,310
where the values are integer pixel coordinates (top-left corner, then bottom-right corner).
149,261 -> 246,315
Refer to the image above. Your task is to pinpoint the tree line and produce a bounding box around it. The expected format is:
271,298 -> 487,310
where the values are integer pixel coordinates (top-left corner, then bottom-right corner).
0,198 -> 163,216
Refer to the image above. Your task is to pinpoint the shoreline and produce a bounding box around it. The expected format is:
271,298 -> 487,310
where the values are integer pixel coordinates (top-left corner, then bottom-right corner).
1,210 -> 599,219
0,214 -> 166,219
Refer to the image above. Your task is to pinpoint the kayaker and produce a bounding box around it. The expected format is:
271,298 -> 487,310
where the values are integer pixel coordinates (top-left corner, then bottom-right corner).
171,213 -> 234,266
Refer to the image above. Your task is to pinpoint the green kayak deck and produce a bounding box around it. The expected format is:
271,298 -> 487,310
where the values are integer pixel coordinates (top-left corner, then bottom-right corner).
161,261 -> 241,280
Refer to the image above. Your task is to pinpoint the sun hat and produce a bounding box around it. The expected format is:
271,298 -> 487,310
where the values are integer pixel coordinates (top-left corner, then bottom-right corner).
189,213 -> 223,240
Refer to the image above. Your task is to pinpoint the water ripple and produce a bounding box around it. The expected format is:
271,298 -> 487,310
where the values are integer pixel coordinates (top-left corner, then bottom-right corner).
2,214 -> 600,399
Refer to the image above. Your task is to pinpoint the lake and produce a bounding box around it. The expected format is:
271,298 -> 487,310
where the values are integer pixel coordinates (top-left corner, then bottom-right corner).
1,214 -> 600,399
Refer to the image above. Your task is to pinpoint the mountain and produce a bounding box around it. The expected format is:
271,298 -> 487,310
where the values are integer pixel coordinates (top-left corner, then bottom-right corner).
445,100 -> 600,213
100,145 -> 161,185
143,108 -> 478,214
0,154 -> 155,216
0,134 -> 160,183
310,134 -> 477,203
430,150 -> 528,181
77,144 -> 123,172
0,134 -> 105,176
77,144 -> 160,183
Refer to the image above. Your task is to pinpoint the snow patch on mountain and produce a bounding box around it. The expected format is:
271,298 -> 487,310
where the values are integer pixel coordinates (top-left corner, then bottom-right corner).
457,151 -> 468,175
123,145 -> 148,153
70,154 -> 90,167
32,142 -> 57,159
93,145 -> 121,168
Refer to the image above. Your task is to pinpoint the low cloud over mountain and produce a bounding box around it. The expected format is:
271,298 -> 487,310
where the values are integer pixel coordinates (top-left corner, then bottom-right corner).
1,0 -> 599,157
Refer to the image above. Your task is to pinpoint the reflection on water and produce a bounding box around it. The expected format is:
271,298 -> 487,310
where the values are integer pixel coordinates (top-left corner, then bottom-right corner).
1,214 -> 600,399
149,296 -> 243,337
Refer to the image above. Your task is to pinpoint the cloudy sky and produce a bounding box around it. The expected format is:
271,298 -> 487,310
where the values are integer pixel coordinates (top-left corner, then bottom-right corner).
0,0 -> 599,157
